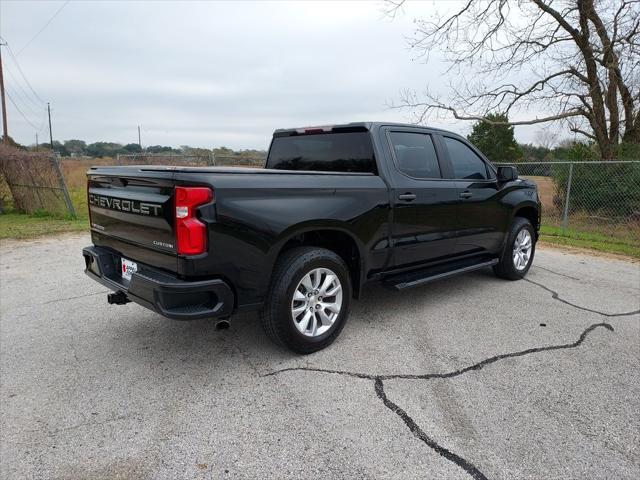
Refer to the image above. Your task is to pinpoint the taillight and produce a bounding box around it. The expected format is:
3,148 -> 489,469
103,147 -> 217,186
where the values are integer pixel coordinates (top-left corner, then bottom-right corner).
175,186 -> 213,255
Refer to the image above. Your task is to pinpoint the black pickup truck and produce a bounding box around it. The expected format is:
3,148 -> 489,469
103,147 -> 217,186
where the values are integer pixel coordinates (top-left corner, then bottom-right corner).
83,122 -> 540,353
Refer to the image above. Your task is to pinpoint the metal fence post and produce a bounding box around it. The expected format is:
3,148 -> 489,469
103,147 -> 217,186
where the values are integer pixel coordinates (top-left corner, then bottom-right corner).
50,155 -> 76,218
561,162 -> 574,234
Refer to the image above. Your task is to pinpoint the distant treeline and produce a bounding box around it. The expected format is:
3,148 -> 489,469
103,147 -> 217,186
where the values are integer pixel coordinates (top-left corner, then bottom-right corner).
2,132 -> 637,163
3,136 -> 266,160
518,142 -> 640,163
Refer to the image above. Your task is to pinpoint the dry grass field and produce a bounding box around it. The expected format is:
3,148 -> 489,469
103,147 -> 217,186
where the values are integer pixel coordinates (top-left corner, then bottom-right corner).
523,176 -> 556,211
60,157 -> 117,190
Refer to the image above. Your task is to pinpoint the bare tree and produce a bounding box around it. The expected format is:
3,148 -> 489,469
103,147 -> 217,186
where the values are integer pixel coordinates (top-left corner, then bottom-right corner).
534,127 -> 561,149
388,0 -> 639,159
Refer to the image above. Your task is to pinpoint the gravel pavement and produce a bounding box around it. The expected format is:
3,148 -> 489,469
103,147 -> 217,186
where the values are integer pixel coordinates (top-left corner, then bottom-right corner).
1,233 -> 639,479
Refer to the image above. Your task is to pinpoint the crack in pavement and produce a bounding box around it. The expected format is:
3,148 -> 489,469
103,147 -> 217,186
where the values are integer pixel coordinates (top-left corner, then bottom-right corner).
265,274 -> 637,479
267,322 -> 614,479
525,278 -> 640,317
41,290 -> 109,305
266,323 -> 614,382
533,265 -> 580,281
374,378 -> 488,480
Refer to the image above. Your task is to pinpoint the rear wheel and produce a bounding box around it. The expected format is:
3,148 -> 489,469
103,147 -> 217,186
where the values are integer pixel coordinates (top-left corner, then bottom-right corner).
493,217 -> 536,280
260,247 -> 352,354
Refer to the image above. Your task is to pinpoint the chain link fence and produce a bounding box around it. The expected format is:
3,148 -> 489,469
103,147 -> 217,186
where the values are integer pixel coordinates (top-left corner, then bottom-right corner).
497,161 -> 640,248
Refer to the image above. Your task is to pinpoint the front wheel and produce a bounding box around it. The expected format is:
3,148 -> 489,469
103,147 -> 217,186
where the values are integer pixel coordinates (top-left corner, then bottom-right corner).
493,217 -> 536,280
260,246 -> 352,354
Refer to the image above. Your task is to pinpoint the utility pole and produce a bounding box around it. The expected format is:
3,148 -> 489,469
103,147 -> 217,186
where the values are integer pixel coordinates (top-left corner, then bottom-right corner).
35,132 -> 38,148
138,125 -> 142,150
0,41 -> 8,145
47,102 -> 54,151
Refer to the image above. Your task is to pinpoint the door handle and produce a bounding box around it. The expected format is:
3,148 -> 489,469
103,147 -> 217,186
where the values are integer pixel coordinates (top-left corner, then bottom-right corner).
459,191 -> 473,199
398,193 -> 417,201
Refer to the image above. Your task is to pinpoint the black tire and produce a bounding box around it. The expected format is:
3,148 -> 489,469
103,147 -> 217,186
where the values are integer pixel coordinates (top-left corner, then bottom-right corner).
260,246 -> 352,354
493,217 -> 536,280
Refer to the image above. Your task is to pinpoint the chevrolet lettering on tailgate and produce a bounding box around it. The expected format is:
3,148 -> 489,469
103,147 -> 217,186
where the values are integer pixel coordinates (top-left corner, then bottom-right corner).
88,194 -> 162,216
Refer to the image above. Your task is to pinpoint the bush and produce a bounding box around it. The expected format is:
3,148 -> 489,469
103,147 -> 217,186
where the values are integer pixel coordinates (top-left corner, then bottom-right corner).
552,161 -> 640,217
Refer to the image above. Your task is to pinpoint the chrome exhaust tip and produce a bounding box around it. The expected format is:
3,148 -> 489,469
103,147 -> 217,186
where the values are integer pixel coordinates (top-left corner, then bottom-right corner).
215,319 -> 230,330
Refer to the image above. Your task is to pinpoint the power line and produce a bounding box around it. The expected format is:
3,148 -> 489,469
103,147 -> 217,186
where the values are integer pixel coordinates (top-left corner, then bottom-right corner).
0,40 -> 7,143
6,91 -> 42,131
4,72 -> 43,121
4,86 -> 47,134
0,37 -> 47,140
3,45 -> 44,110
0,37 -> 46,115
17,0 -> 71,56
4,44 -> 46,105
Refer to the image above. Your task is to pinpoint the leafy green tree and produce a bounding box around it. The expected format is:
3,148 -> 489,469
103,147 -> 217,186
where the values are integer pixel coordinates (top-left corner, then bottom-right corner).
213,146 -> 234,156
123,143 -> 142,153
64,139 -> 87,156
86,142 -> 125,158
467,113 -> 522,163
38,140 -> 67,155
552,140 -> 596,161
145,145 -> 176,154
519,143 -> 551,162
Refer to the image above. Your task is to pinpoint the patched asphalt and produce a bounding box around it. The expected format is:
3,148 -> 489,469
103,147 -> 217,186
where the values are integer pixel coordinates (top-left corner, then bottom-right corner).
1,234 -> 638,479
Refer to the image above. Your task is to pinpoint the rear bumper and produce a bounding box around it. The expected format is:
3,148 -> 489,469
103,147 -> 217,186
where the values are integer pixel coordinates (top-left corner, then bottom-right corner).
82,245 -> 234,320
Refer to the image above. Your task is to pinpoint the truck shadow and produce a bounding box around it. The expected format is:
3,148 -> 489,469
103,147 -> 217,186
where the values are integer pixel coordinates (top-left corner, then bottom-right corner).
111,268 -> 502,365
108,264 -> 636,374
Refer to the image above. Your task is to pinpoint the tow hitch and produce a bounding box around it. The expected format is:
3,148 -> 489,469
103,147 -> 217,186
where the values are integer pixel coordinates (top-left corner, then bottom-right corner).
107,291 -> 130,305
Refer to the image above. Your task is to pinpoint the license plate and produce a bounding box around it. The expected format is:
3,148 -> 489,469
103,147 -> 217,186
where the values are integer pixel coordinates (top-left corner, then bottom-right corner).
121,258 -> 138,281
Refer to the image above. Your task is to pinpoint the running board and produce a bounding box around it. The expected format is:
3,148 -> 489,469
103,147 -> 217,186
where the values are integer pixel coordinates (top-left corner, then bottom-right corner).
383,258 -> 499,290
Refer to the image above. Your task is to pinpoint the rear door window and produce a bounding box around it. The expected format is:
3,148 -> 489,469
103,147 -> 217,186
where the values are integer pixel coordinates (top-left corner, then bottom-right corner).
266,132 -> 377,173
388,131 -> 441,179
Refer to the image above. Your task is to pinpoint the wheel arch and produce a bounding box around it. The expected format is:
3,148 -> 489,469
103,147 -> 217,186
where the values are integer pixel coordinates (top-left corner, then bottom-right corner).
270,223 -> 365,299
513,202 -> 540,239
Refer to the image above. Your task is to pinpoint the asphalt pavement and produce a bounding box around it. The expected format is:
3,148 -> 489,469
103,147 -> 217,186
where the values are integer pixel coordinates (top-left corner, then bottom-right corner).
1,233 -> 638,479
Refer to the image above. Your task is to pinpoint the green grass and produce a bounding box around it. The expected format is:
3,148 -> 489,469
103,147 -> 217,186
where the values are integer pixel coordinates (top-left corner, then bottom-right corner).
0,186 -> 89,240
0,212 -> 88,240
539,225 -> 640,258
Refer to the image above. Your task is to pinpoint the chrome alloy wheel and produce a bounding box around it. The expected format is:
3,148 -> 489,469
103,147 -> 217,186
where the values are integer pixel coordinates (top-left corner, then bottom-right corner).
513,229 -> 533,271
291,267 -> 343,337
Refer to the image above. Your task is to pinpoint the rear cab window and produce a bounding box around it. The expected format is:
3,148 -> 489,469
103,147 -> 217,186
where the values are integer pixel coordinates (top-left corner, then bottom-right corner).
266,131 -> 377,174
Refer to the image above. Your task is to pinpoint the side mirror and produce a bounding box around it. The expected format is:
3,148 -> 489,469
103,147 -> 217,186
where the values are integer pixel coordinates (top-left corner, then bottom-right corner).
497,165 -> 518,182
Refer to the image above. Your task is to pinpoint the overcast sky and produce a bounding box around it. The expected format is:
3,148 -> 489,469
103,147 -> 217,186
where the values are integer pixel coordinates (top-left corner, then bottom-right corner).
1,0 -> 544,150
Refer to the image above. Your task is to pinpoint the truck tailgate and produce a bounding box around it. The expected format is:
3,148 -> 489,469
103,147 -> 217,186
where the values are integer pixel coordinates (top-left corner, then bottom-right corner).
88,168 -> 177,270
